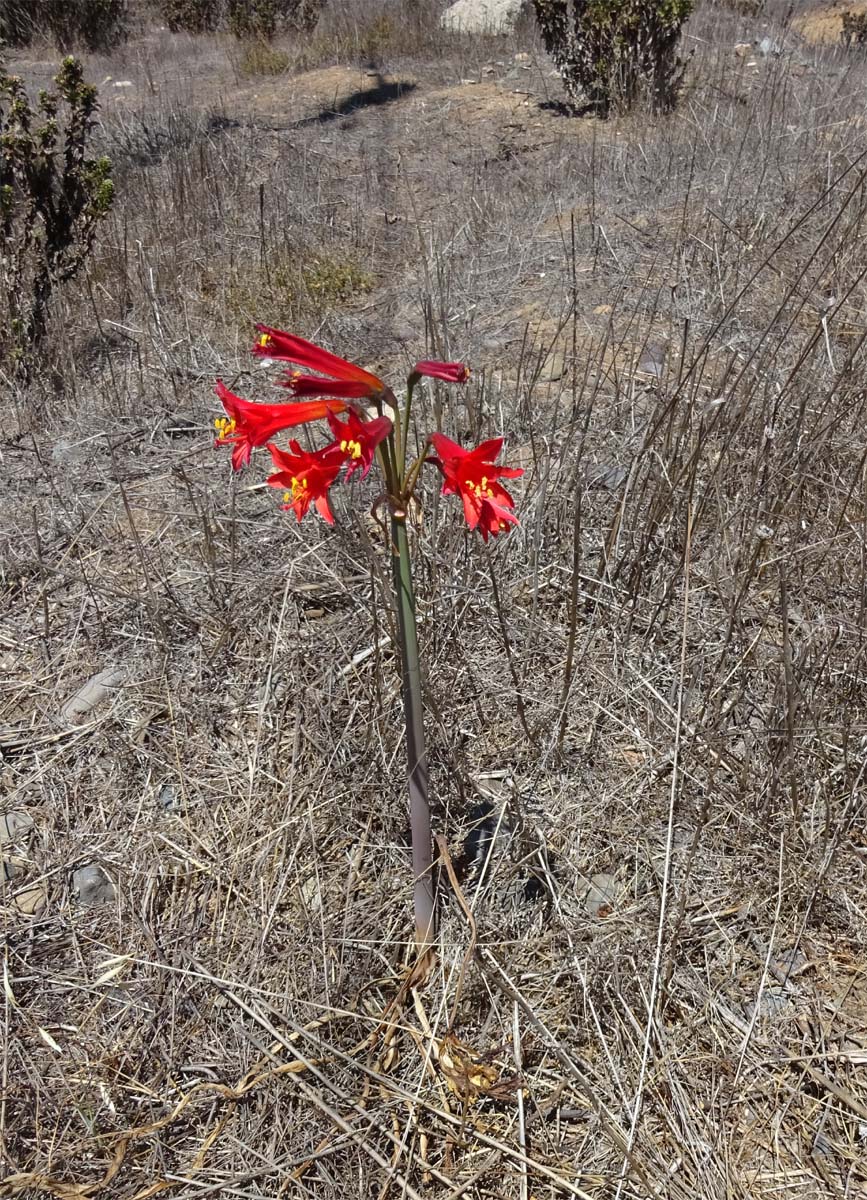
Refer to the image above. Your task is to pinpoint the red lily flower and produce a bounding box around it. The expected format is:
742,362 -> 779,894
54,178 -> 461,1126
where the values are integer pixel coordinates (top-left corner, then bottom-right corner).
411,361 -> 470,385
254,325 -> 385,398
430,433 -> 523,542
267,441 -> 344,525
326,409 -> 393,480
214,380 -> 347,471
280,371 -> 377,401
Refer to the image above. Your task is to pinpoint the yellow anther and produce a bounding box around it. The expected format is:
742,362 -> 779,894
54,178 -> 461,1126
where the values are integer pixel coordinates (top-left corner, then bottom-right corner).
341,438 -> 362,459
259,334 -> 271,348
214,416 -> 236,437
283,491 -> 291,504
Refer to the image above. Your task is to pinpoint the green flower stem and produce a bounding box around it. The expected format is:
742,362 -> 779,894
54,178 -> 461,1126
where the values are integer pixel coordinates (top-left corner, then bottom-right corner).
391,510 -> 436,949
400,379 -> 417,476
400,440 -> 431,500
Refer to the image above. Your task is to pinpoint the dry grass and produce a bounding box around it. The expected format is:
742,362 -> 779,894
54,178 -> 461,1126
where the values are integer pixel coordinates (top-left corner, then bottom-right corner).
3,0 -> 867,1196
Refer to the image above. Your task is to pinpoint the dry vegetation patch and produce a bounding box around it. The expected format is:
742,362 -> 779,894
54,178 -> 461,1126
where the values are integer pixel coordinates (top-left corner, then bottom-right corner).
3,1 -> 867,1198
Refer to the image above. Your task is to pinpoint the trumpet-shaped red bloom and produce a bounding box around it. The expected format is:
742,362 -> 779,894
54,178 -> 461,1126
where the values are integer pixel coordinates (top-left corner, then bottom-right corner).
280,371 -> 378,401
411,361 -> 471,385
214,380 -> 347,471
430,433 -> 523,541
326,409 -> 393,480
267,441 -> 345,525
254,325 -> 385,398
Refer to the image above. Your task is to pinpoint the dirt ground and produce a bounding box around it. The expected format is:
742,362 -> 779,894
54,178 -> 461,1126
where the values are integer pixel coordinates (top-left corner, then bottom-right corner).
3,1 -> 867,1197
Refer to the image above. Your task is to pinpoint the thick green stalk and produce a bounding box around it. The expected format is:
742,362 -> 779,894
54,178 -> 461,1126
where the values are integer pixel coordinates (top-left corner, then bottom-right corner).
391,512 -> 436,948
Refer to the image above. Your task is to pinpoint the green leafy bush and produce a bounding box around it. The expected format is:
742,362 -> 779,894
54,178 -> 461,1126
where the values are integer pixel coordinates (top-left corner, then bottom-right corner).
156,0 -> 220,32
227,0 -> 280,38
533,0 -> 694,114
47,0 -> 128,51
0,57 -> 114,382
0,1 -> 33,47
0,0 -> 127,50
227,0 -> 323,39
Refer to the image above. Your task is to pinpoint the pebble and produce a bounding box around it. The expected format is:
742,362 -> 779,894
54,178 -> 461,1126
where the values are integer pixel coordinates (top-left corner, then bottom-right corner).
539,349 -> 567,382
61,666 -> 126,726
0,811 -> 34,845
581,872 -> 617,917
72,865 -> 116,906
14,884 -> 47,915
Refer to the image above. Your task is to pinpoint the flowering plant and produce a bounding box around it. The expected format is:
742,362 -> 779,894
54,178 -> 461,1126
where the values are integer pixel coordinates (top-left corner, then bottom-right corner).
215,325 -> 522,951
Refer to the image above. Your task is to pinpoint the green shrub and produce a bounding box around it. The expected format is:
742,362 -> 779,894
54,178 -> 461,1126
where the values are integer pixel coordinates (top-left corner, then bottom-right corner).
532,0 -> 694,114
227,0 -> 322,39
0,57 -> 114,383
46,0 -> 128,51
237,41 -> 291,74
0,0 -> 127,50
227,0 -> 280,38
157,0 -> 220,32
0,1 -> 34,47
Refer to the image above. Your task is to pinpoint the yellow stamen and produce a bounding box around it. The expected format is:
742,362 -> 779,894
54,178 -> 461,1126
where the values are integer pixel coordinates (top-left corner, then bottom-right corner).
341,438 -> 362,459
259,334 -> 271,348
465,476 -> 493,499
214,416 -> 236,437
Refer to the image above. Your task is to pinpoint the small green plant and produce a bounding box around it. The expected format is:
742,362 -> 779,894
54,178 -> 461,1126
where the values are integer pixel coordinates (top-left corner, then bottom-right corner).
156,0 -> 219,33
222,250 -> 373,333
533,0 -> 694,114
237,40 -> 291,74
0,57 -> 114,383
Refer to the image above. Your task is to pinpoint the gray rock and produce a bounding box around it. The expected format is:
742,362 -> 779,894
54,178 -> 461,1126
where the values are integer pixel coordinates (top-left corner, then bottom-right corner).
61,666 -> 126,726
159,784 -> 180,813
0,811 -> 34,846
637,342 -> 667,379
539,348 -> 567,382
586,464 -> 628,491
441,0 -> 525,35
581,872 -> 617,917
3,858 -> 22,882
14,883 -> 46,915
746,987 -> 791,1020
72,865 -> 116,906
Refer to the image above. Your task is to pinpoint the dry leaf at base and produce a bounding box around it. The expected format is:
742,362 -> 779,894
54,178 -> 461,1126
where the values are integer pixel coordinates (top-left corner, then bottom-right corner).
436,1033 -> 520,1103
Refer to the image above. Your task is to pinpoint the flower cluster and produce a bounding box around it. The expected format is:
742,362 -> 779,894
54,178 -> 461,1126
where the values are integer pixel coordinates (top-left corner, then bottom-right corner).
214,325 -> 522,539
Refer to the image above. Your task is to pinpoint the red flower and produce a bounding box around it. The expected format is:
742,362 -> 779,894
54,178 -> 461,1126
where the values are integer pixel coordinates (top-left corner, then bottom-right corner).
411,361 -> 470,384
267,441 -> 344,525
214,380 -> 347,471
325,409 -> 392,480
280,372 -> 377,401
430,433 -> 523,541
254,325 -> 385,398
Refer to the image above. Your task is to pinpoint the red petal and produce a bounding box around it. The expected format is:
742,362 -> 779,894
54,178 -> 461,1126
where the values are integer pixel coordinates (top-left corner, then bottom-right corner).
413,360 -> 470,384
280,374 -> 378,400
254,325 -> 384,391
